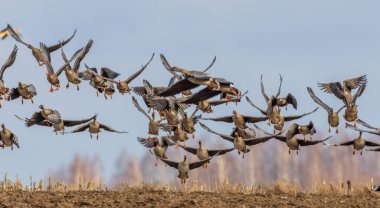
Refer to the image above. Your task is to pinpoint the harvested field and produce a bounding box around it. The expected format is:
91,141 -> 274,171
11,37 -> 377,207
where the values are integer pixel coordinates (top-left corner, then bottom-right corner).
0,189 -> 379,207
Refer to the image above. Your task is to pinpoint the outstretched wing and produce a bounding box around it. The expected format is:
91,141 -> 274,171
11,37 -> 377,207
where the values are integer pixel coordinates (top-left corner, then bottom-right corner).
99,123 -> 128,133
145,96 -> 169,111
298,136 -> 332,146
365,140 -> 380,147
199,122 -> 234,142
244,115 -> 268,123
160,158 -> 179,169
189,156 -> 215,170
0,45 -> 17,81
137,137 -> 155,148
285,93 -> 297,109
179,145 -> 197,155
17,112 -> 44,127
47,29 -> 77,52
63,114 -> 97,127
201,116 -> 233,123
260,75 -> 269,102
275,74 -> 283,97
343,75 -> 367,91
73,39 -> 93,72
244,135 -> 275,146
203,56 -> 216,72
69,123 -> 90,133
352,82 -> 367,104
332,140 -> 354,146
100,67 -> 120,80
284,107 -> 318,122
157,79 -> 199,97
159,53 -> 182,80
245,96 -> 267,116
357,119 -> 380,131
7,87 -> 20,100
126,53 -> 155,84
7,24 -> 31,47
208,148 -> 234,157
182,87 -> 221,104
39,43 -> 55,74
318,82 -> 345,100
346,123 -> 380,136
132,96 -> 151,121
307,87 -> 332,114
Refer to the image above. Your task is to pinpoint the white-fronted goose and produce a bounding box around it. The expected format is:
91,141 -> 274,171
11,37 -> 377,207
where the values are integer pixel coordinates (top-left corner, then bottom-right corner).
307,87 -> 345,133
201,110 -> 268,129
261,74 -> 297,110
105,54 -> 154,95
0,45 -> 17,107
60,39 -> 93,90
132,96 -> 163,138
40,43 -> 78,92
79,65 -> 120,99
325,130 -> 380,155
318,75 -> 367,108
7,24 -> 76,66
180,140 -> 234,167
0,26 -> 21,40
68,117 -> 127,139
7,82 -> 37,104
137,136 -> 176,166
160,155 -> 216,184
0,124 -> 20,150
200,122 -> 278,158
16,113 -> 97,135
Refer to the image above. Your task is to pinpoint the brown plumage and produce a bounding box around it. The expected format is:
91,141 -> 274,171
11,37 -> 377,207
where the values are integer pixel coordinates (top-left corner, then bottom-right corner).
7,24 -> 76,66
60,39 -> 93,91
0,45 -> 17,107
105,54 -> 154,95
307,87 -> 345,133
7,82 -> 37,104
68,117 -> 127,140
201,110 -> 268,129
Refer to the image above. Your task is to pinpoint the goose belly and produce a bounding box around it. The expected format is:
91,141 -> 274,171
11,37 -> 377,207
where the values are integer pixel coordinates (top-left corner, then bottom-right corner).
154,146 -> 166,158
354,139 -> 365,151
286,138 -> 299,150
328,114 -> 339,127
178,163 -> 189,180
234,139 -> 246,152
197,149 -> 209,160
148,121 -> 159,135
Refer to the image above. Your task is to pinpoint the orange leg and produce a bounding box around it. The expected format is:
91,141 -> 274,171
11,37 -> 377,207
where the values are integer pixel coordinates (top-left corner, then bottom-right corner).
66,82 -> 70,89
96,89 -> 99,97
55,83 -> 60,91
49,85 -> 54,93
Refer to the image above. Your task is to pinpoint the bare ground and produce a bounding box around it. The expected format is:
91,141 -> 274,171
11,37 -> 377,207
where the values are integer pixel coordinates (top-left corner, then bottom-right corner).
0,189 -> 379,207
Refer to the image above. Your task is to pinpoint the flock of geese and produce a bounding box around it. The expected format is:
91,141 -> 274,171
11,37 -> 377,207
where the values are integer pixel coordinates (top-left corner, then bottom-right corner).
1,24 -> 380,184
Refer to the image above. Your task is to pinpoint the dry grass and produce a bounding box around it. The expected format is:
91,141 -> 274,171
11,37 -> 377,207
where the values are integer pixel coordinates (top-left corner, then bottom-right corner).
1,173 -> 374,197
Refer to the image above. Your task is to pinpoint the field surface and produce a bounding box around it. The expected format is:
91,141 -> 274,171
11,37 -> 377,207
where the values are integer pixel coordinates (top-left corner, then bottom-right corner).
0,189 -> 379,207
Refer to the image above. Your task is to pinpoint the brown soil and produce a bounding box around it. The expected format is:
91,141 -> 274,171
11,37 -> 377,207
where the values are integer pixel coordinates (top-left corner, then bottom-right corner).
0,189 -> 379,207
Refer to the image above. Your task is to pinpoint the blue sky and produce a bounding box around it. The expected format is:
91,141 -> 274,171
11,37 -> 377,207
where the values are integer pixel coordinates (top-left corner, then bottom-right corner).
1,0 -> 380,184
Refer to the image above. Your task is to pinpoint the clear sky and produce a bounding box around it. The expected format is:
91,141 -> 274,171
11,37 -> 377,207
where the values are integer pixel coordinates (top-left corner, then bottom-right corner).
1,0 -> 380,184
